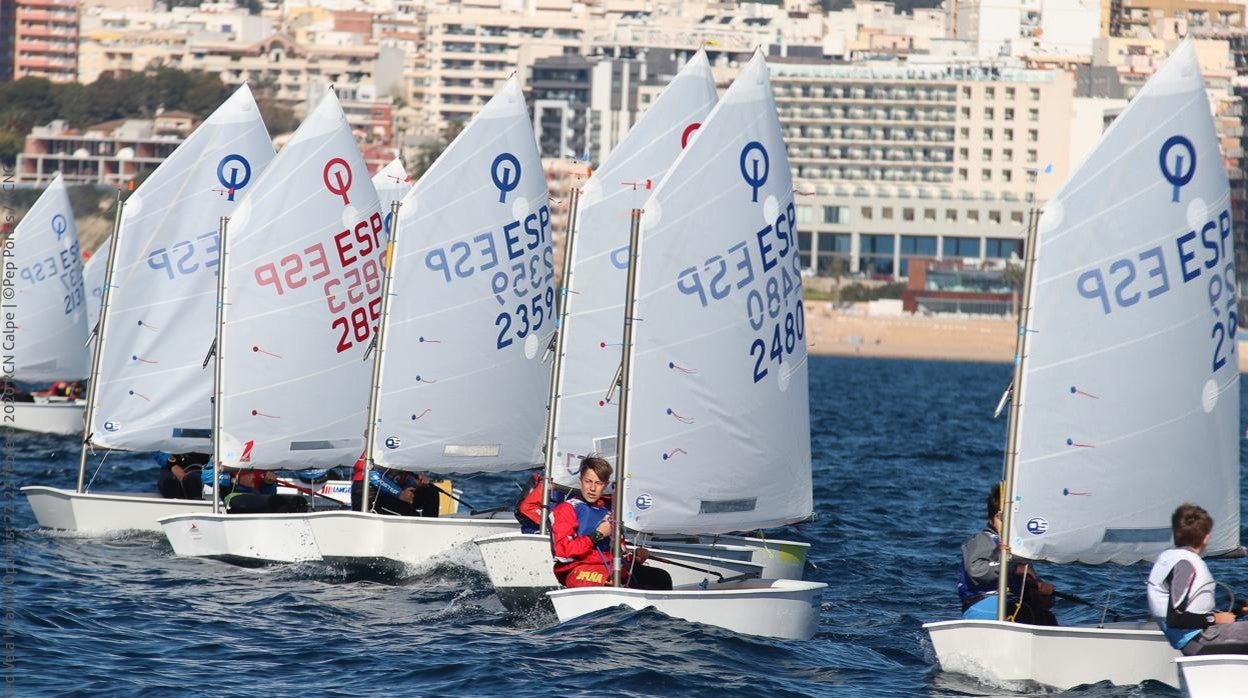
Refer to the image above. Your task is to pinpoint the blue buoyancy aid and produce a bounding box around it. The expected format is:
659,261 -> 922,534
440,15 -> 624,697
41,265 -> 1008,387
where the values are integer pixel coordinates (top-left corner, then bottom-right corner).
568,497 -> 612,553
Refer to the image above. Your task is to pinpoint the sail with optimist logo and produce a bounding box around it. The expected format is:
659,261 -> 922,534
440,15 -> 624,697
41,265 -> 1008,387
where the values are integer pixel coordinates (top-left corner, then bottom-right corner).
88,84 -> 275,453
8,173 -> 88,383
84,235 -> 110,338
1006,39 -> 1239,564
551,50 -> 718,487
621,51 -> 812,534
373,157 -> 411,237
370,77 -> 550,473
216,88 -> 383,470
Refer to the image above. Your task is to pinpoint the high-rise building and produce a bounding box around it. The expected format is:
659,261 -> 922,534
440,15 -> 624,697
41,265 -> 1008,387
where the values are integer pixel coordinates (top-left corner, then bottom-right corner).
13,0 -> 78,82
0,0 -> 15,81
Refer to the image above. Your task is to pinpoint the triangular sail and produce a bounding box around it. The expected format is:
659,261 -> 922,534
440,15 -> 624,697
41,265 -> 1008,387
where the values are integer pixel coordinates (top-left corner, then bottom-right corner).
371,78 -> 549,473
89,85 -> 275,452
622,53 -> 812,534
217,89 -> 382,469
84,235 -> 110,335
552,51 -> 718,486
1009,40 -> 1240,564
9,174 -> 88,382
373,157 -> 411,231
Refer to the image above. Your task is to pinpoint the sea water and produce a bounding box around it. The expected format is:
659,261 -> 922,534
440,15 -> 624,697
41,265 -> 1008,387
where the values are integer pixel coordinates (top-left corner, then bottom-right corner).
9,356 -> 1235,696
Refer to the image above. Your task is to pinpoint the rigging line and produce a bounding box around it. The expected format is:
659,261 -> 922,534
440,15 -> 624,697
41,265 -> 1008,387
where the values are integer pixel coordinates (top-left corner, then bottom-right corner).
85,447 -> 113,492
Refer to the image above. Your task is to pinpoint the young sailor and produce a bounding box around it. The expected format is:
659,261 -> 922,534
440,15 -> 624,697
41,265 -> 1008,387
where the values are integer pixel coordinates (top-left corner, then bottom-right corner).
1147,503 -> 1248,655
549,456 -> 671,590
155,452 -> 209,500
957,482 -> 1057,625
349,452 -> 440,517
200,461 -> 308,513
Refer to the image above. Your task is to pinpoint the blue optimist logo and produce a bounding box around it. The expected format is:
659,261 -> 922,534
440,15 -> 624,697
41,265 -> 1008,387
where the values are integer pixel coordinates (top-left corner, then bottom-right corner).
1159,135 -> 1195,203
491,153 -> 521,204
216,154 -> 252,202
634,493 -> 652,510
384,437 -> 401,450
103,421 -> 119,432
739,141 -> 769,203
50,214 -> 67,240
1026,517 -> 1049,535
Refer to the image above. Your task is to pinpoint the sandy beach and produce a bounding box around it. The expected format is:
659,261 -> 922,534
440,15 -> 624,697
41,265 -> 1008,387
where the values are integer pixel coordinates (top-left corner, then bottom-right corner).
804,301 -> 1248,372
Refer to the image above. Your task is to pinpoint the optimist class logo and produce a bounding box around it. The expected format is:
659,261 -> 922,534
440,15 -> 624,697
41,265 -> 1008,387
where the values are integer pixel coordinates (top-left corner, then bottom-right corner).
216,154 -> 252,202
51,214 -> 67,240
323,158 -> 353,205
739,141 -> 770,203
490,153 -> 521,204
681,123 -> 702,149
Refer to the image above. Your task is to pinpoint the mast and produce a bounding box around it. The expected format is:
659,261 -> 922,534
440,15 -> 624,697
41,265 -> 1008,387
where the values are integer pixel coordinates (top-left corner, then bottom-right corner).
211,216 -> 230,514
539,186 -> 581,535
361,200 -> 403,511
76,192 -> 126,493
610,208 -> 643,587
997,208 -> 1041,620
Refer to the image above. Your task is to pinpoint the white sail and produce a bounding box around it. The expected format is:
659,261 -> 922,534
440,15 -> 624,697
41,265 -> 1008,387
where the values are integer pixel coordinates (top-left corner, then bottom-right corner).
622,52 -> 812,534
373,157 -> 411,235
1010,40 -> 1240,564
89,85 -> 275,452
84,235 -> 110,334
371,77 -> 550,473
8,174 -> 88,382
217,89 -> 382,470
552,51 -> 718,486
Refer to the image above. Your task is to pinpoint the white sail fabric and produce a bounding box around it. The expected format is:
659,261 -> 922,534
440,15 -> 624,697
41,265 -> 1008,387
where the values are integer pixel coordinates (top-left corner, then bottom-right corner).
8,174 -> 88,382
90,85 -> 275,452
1010,41 -> 1240,564
552,51 -> 718,486
373,157 -> 410,235
84,235 -> 109,335
217,89 -> 382,469
622,53 -> 812,534
372,78 -> 549,473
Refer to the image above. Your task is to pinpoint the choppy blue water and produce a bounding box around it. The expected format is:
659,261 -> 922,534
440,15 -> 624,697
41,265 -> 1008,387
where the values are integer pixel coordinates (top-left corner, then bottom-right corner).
8,356 -> 1247,696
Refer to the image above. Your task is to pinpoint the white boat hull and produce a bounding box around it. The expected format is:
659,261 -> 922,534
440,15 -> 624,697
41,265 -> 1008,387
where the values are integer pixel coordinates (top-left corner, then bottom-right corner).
652,534 -> 809,579
1177,655 -> 1248,697
305,511 -> 519,570
924,619 -> 1179,690
159,512 -> 323,564
475,532 -> 768,611
548,578 -> 825,640
11,399 -> 84,436
23,486 -> 211,533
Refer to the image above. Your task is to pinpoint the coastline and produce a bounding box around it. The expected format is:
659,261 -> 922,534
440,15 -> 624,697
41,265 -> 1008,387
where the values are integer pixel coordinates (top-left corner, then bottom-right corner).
803,301 -> 1248,372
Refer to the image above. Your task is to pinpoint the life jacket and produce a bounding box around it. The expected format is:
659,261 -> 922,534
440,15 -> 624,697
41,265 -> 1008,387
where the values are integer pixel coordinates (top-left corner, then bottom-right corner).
956,529 -> 1003,603
351,453 -> 403,497
514,474 -> 571,533
567,497 -> 612,554
1148,547 -> 1215,649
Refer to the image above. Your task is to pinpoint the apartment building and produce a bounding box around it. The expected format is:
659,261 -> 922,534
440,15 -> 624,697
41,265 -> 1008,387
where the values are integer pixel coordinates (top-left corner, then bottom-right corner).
16,112 -> 195,185
0,0 -> 14,81
14,0 -> 78,82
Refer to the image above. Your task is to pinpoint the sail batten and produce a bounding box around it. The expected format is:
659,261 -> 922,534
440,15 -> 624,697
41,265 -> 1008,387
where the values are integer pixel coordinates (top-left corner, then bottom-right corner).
1009,40 -> 1240,565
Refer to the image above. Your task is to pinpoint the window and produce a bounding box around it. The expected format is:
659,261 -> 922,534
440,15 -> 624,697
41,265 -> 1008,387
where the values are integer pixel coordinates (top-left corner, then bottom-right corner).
983,128 -> 994,140
1002,169 -> 1012,183
967,210 -> 980,223
1026,170 -> 1037,183
960,106 -> 971,119
1004,108 -> 1014,121
1030,88 -> 1040,100
1027,149 -> 1037,163
1010,211 -> 1024,224
985,87 -> 995,99
1002,148 -> 1013,160
943,236 -> 980,257
962,86 -> 972,98
796,205 -> 816,225
959,147 -> 969,159
860,206 -> 874,220
986,237 -> 1023,259
903,208 -> 915,221
1028,108 -> 1039,122
1004,128 -> 1014,141
959,127 -> 970,139
924,208 -> 937,222
1027,129 -> 1038,142
989,210 -> 1002,224
984,107 -> 994,120
1005,87 -> 1016,99
982,148 -> 992,161
957,168 -> 968,181
945,209 -> 958,222
882,207 -> 894,220
900,235 -> 937,255
818,233 -> 851,253
859,234 -> 895,276
823,206 -> 848,224
981,169 -> 992,182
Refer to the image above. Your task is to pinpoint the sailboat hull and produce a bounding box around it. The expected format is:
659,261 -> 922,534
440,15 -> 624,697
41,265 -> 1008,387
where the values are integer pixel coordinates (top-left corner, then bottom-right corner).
650,534 -> 809,579
159,512 -> 323,564
23,486 -> 211,533
547,579 -> 825,640
924,619 -> 1179,689
475,532 -> 768,611
305,511 -> 518,571
1176,655 -> 1248,697
11,399 -> 85,436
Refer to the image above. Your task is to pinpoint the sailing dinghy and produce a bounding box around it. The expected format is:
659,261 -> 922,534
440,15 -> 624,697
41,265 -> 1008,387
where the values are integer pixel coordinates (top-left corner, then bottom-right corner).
1176,655 -> 1248,696
23,85 -> 276,532
300,78 -> 549,571
545,52 -> 825,641
158,88 -> 383,563
5,173 -> 89,435
924,40 -> 1239,690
